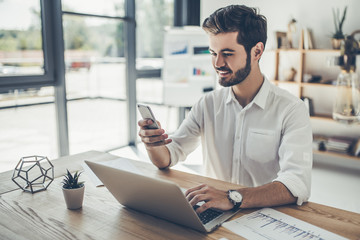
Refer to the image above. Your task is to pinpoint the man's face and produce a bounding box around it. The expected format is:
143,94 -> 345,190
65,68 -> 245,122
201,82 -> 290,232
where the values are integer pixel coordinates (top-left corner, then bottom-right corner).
208,32 -> 251,87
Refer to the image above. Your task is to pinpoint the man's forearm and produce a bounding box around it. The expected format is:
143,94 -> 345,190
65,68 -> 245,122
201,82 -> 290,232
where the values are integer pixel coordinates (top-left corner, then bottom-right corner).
146,145 -> 171,169
238,181 -> 296,208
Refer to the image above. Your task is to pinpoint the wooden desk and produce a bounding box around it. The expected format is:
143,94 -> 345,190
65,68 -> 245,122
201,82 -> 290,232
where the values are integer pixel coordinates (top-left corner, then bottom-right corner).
0,151 -> 359,239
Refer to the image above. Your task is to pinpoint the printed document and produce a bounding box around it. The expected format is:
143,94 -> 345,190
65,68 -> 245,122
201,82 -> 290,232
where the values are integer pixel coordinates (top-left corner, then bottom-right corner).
223,208 -> 347,240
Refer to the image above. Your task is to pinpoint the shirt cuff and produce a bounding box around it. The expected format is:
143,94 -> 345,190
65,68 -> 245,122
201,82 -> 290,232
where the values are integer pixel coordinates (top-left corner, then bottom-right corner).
166,142 -> 181,168
273,174 -> 311,205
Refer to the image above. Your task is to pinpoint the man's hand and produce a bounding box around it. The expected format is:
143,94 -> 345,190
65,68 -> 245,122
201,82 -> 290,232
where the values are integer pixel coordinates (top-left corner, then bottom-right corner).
185,184 -> 233,214
138,119 -> 172,149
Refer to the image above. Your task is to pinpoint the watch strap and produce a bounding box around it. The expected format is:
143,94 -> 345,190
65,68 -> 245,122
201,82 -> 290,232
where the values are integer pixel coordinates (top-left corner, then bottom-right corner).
232,200 -> 242,210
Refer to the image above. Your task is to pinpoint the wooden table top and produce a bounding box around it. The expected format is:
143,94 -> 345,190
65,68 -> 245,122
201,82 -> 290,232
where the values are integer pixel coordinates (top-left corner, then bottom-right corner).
0,150 -> 359,240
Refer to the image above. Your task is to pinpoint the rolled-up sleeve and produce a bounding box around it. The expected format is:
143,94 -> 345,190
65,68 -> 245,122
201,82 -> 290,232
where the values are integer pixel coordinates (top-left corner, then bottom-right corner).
167,140 -> 187,167
273,101 -> 313,205
166,101 -> 203,168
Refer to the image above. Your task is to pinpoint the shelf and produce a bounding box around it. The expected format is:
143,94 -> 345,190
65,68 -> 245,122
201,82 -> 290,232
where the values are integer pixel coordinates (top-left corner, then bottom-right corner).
273,48 -> 302,52
302,49 -> 340,53
310,114 -> 333,121
310,114 -> 360,125
271,80 -> 300,85
313,149 -> 360,161
272,81 -> 336,87
164,54 -> 190,59
270,48 -> 340,53
301,82 -> 335,87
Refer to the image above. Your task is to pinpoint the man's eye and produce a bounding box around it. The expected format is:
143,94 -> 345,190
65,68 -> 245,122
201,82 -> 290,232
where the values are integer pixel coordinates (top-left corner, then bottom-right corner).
210,52 -> 217,56
223,53 -> 233,57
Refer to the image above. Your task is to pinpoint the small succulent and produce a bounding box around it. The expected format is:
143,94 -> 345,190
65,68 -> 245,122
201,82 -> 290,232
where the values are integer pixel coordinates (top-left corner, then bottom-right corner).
332,6 -> 347,39
62,169 -> 84,189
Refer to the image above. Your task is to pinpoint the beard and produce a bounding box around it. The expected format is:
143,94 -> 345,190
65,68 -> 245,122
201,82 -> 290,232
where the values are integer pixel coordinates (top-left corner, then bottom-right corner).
217,55 -> 251,87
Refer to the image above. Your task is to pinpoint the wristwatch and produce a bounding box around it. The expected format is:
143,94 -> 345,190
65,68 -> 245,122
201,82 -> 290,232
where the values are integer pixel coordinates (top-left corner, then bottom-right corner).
227,190 -> 243,210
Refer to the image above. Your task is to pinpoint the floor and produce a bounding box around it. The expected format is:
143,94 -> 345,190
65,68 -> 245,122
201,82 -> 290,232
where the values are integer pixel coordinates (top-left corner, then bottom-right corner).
110,144 -> 360,214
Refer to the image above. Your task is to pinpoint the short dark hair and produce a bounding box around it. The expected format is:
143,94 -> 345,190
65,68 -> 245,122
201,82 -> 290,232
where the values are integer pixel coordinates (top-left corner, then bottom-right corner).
202,5 -> 267,54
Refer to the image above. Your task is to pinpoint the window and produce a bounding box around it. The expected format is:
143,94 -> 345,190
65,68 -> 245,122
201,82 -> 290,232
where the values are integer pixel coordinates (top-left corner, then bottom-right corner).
62,0 -> 125,17
0,0 -> 44,77
0,96 -> 58,170
135,0 -> 178,134
0,0 -> 58,172
63,15 -> 126,100
0,0 -> 55,89
62,1 -> 129,153
0,0 -> 180,172
136,0 -> 173,59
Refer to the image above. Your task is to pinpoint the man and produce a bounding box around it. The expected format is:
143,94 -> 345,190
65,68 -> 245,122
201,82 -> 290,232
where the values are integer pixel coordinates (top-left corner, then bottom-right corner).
138,5 -> 312,214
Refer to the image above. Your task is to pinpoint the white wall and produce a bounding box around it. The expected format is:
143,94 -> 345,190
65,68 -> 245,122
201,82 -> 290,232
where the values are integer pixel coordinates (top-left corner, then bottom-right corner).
201,0 -> 360,50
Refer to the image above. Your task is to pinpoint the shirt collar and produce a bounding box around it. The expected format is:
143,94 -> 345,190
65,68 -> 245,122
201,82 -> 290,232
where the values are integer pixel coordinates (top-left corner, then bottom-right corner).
226,87 -> 236,104
225,76 -> 270,110
252,76 -> 270,110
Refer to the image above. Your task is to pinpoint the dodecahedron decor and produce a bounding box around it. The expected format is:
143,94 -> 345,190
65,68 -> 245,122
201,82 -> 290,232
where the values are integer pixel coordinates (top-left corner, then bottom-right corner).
12,156 -> 54,194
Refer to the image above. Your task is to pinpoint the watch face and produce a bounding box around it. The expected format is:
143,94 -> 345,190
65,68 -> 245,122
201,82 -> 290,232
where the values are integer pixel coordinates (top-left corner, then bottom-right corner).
230,191 -> 242,203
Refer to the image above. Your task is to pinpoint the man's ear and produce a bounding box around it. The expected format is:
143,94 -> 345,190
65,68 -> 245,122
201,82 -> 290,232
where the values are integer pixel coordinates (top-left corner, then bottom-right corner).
252,42 -> 264,61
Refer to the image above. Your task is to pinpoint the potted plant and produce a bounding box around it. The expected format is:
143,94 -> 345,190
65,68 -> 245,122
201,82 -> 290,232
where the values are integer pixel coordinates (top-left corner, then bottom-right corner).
61,169 -> 85,210
331,6 -> 347,49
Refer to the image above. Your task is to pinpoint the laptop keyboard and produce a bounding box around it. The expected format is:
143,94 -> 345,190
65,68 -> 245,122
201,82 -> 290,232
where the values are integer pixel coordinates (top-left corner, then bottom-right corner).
193,205 -> 223,224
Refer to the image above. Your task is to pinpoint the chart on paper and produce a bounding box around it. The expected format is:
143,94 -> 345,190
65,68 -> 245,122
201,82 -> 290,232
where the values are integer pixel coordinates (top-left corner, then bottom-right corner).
222,208 -> 347,240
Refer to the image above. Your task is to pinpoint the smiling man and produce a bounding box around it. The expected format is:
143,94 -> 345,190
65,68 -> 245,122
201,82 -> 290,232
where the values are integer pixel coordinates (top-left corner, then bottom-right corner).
138,5 -> 313,213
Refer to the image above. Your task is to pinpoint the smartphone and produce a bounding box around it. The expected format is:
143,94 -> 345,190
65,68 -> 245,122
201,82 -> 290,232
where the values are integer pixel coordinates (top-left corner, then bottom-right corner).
137,104 -> 160,129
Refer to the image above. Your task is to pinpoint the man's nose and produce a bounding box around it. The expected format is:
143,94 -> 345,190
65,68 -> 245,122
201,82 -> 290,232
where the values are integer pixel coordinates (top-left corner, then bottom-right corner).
214,55 -> 225,68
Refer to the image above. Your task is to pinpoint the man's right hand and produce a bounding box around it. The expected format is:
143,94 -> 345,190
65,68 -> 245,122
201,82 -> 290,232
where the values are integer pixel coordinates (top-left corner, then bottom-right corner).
138,119 -> 172,149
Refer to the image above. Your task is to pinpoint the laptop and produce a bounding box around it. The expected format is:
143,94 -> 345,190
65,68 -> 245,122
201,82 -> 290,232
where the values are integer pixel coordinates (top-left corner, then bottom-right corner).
85,160 -> 240,233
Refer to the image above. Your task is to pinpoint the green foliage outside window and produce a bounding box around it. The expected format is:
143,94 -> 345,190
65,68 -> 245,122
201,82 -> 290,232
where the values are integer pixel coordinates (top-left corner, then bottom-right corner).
0,0 -> 173,58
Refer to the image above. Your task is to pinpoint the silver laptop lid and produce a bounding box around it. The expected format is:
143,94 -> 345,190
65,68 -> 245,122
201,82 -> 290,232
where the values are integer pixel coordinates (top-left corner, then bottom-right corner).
85,160 -> 212,232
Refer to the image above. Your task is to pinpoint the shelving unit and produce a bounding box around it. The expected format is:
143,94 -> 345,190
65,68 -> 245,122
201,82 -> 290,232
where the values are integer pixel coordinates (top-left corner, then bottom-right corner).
162,27 -> 216,107
266,47 -> 360,163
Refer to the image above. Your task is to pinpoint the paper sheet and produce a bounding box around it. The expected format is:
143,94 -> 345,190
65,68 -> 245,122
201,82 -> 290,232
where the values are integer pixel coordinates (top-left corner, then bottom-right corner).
82,157 -> 143,187
222,208 -> 347,240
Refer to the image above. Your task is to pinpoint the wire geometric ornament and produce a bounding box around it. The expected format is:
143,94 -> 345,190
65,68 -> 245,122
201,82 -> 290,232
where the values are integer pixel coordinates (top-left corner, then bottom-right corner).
12,156 -> 54,194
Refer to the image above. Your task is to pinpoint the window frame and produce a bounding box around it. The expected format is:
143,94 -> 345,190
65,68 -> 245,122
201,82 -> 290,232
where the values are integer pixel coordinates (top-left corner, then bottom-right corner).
0,0 -> 55,91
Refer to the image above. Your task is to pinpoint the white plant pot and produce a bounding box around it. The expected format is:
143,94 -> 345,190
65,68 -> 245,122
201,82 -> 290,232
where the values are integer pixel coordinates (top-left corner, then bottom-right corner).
331,38 -> 343,49
62,185 -> 85,210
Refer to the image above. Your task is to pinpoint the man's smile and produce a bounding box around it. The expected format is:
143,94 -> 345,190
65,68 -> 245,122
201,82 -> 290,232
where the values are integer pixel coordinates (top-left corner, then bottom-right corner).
216,67 -> 232,78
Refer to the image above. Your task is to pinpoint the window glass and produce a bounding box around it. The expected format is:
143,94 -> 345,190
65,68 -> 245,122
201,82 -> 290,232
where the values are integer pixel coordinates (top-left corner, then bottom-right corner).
136,78 -> 163,104
135,0 -> 176,137
63,15 -> 126,100
62,0 -> 125,17
63,14 -> 127,153
0,0 -> 44,76
136,0 -> 173,60
136,78 -> 179,135
0,87 -> 57,173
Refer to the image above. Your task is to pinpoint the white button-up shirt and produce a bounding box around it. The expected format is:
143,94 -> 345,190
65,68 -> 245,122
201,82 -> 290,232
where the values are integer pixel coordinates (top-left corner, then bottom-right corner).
167,78 -> 313,205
